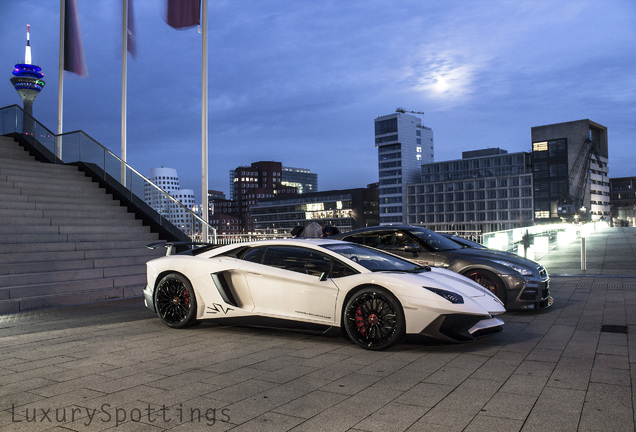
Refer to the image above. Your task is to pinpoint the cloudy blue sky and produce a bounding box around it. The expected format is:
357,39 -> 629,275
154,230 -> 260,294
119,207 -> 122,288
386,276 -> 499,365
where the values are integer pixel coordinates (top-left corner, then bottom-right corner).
2,0 -> 635,199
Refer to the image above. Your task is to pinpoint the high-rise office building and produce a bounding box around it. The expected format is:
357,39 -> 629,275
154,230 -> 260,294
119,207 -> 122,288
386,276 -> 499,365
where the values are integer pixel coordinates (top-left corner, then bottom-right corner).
531,120 -> 610,221
375,111 -> 433,224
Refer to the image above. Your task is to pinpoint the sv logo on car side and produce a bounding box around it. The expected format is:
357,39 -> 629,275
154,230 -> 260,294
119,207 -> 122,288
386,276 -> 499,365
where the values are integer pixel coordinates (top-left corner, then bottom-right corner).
206,304 -> 234,314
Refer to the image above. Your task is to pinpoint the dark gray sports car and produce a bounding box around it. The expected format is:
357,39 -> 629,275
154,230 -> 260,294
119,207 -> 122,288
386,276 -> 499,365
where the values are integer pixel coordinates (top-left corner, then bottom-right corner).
332,225 -> 552,311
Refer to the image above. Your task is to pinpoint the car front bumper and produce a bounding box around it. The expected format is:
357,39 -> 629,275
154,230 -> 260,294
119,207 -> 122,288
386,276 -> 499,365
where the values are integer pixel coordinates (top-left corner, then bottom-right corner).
505,274 -> 552,310
419,314 -> 505,342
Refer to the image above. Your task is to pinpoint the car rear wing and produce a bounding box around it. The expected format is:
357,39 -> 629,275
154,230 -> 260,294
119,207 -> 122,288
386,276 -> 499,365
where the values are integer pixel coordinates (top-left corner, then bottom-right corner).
146,241 -> 218,256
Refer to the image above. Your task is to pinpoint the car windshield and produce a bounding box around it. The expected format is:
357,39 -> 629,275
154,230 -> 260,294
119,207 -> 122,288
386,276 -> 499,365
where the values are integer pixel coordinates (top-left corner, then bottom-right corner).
322,243 -> 429,273
409,229 -> 463,252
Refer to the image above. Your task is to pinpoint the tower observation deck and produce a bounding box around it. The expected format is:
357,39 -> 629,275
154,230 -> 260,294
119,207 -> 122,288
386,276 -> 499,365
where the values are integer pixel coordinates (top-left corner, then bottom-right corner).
10,25 -> 45,133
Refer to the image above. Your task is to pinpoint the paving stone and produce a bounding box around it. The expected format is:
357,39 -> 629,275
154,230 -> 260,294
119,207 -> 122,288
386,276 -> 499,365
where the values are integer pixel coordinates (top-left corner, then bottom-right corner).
464,414 -> 524,432
547,355 -> 593,390
1,256 -> 636,432
272,390 -> 348,419
521,387 -> 585,432
352,402 -> 429,432
579,382 -> 635,432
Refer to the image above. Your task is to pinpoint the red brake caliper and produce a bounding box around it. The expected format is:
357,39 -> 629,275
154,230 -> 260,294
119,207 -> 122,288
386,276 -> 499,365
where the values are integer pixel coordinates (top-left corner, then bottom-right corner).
355,306 -> 366,335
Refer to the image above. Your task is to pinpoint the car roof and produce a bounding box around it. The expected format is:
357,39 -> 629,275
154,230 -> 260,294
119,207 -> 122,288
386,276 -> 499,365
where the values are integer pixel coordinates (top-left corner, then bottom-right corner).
333,225 -> 428,236
212,237 -> 348,251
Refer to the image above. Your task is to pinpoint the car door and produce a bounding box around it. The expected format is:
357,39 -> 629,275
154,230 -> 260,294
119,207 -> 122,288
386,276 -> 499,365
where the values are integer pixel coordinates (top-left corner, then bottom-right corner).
240,245 -> 340,323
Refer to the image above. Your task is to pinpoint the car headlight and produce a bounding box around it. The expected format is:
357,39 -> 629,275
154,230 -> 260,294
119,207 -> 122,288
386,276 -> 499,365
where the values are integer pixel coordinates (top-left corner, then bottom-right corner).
425,287 -> 464,304
493,260 -> 533,276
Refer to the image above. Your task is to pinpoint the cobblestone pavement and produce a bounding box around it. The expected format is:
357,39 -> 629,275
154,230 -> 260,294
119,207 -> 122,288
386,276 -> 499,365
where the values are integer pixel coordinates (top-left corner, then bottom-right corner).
1,227 -> 636,431
0,274 -> 635,432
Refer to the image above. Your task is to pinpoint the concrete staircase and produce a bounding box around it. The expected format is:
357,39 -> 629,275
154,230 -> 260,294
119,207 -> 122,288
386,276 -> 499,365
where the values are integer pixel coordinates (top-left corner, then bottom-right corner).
0,136 -> 166,314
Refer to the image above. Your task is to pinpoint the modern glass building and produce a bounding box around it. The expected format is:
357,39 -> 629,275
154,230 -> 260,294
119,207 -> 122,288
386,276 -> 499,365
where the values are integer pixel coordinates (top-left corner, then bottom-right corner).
407,149 -> 534,233
531,120 -> 610,221
375,112 -> 433,224
281,166 -> 318,194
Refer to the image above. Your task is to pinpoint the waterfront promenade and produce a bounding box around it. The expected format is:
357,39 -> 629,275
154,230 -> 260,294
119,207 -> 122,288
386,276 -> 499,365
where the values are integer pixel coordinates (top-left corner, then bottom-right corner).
1,227 -> 635,431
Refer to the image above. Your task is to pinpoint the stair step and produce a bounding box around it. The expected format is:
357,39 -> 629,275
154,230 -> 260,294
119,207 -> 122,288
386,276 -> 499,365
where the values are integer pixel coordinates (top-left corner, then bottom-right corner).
0,216 -> 139,227
0,240 -> 157,255
0,231 -> 159,244
0,137 -> 178,313
0,207 -> 129,219
0,258 -> 96,276
4,171 -> 93,184
26,194 -> 117,205
35,201 -> 123,211
0,268 -> 107,289
0,285 -> 142,313
0,255 -> 151,276
9,179 -> 99,193
0,161 -> 81,175
66,232 -> 160,242
0,241 -> 77,254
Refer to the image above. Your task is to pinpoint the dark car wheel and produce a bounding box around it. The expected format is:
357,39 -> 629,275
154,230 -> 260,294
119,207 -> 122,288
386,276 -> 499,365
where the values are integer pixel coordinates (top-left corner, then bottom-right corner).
463,269 -> 507,306
155,273 -> 198,328
343,287 -> 405,350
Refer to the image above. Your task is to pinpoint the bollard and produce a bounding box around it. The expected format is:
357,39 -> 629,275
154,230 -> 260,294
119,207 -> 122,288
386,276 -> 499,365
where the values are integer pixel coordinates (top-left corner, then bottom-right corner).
581,237 -> 586,271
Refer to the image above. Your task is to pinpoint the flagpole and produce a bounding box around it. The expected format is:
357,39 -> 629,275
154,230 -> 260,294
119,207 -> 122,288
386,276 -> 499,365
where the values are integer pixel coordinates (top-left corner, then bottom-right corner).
121,0 -> 128,186
57,0 -> 65,159
201,0 -> 209,242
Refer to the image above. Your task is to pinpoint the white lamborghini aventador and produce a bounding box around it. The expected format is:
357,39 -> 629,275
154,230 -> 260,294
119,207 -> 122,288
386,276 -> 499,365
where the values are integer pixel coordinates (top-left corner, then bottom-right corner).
144,239 -> 505,350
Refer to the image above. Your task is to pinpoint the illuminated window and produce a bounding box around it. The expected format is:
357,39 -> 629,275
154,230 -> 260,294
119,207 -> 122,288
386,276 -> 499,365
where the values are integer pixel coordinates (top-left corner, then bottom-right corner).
533,141 -> 548,152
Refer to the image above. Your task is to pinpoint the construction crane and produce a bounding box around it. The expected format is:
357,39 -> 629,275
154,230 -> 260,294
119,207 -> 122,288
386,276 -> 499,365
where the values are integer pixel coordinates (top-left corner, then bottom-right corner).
395,107 -> 425,115
560,138 -> 604,211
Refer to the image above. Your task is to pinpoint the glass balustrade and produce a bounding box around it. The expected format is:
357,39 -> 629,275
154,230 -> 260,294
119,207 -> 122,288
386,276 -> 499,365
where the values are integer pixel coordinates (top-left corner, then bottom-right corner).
0,104 -> 215,242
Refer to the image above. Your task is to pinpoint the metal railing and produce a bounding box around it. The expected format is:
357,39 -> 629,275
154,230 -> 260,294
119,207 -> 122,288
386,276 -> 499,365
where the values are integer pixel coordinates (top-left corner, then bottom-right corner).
0,104 -> 215,241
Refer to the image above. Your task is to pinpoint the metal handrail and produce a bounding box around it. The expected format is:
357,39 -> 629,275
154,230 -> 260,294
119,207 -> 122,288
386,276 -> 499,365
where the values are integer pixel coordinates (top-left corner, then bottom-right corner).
0,104 -> 215,241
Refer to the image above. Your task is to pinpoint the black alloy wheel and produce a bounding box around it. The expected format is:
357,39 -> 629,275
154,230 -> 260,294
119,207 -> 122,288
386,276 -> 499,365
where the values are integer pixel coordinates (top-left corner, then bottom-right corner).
463,269 -> 507,306
343,287 -> 405,350
155,273 -> 198,328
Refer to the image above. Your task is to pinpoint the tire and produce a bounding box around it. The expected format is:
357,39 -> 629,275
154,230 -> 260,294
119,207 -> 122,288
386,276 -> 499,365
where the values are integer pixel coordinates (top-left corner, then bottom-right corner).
463,269 -> 507,306
342,287 -> 405,350
154,273 -> 198,328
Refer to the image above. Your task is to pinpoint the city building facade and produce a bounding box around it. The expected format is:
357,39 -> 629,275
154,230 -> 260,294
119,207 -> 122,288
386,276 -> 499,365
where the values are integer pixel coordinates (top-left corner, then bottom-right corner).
227,161 -> 318,231
406,149 -> 534,233
531,120 -> 610,221
610,177 -> 636,226
375,111 -> 433,225
250,186 -> 379,234
144,167 -> 197,235
281,166 -> 318,194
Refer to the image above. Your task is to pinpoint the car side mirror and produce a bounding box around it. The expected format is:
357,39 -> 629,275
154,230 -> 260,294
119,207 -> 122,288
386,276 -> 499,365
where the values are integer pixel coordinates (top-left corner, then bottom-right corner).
404,244 -> 420,256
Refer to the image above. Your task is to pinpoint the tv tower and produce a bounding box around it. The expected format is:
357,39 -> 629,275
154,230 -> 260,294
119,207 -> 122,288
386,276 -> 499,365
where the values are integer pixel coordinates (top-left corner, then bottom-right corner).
11,25 -> 45,133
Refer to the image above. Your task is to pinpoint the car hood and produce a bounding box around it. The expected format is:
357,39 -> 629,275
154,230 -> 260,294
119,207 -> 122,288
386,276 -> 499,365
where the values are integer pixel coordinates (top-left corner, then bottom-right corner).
378,267 -> 494,299
446,247 -> 541,268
